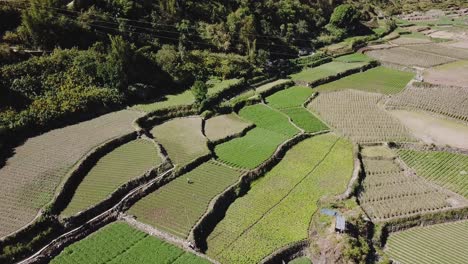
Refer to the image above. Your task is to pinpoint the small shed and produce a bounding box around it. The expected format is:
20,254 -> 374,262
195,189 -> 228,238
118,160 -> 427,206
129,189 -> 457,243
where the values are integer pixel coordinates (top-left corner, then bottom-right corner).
335,214 -> 346,233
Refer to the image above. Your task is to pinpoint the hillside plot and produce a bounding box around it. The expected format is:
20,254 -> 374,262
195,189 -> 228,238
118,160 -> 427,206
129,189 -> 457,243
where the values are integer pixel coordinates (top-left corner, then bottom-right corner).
255,79 -> 291,94
397,149 -> 468,198
238,104 -> 299,137
0,110 -> 142,238
127,160 -> 242,238
265,86 -> 314,109
386,85 -> 468,123
365,47 -> 455,67
386,221 -> 468,264
61,139 -> 161,217
405,43 -> 468,60
214,127 -> 288,169
309,90 -> 413,143
314,67 -> 414,95
423,60 -> 468,87
281,107 -> 328,133
151,117 -> 209,166
50,222 -> 210,264
290,61 -> 367,84
204,114 -> 252,142
207,134 -> 353,264
358,147 -> 466,221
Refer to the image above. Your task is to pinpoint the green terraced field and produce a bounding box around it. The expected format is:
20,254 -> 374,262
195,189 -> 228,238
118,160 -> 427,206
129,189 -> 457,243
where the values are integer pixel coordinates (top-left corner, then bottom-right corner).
214,127 -> 288,169
397,149 -> 468,198
151,117 -> 209,166
50,222 -> 210,264
281,107 -> 328,133
334,53 -> 375,63
290,61 -> 367,83
238,104 -> 299,137
314,67 -> 414,95
127,160 -> 242,238
386,221 -> 468,264
62,140 -> 161,217
265,86 -> 314,109
207,134 -> 354,264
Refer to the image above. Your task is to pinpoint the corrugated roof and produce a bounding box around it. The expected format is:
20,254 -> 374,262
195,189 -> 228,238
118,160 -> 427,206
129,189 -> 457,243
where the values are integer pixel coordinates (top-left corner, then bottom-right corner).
336,214 -> 346,231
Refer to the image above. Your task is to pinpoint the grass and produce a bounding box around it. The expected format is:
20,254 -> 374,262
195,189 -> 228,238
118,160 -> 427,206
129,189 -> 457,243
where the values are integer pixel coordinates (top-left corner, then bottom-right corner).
386,221 -> 468,264
281,107 -> 328,133
255,79 -> 291,93
289,257 -> 312,264
127,160 -> 242,238
361,145 -> 396,159
238,104 -> 299,137
214,127 -> 288,169
265,86 -> 314,109
0,110 -> 142,238
314,67 -> 414,95
204,114 -> 252,142
151,117 -> 209,166
290,61 -> 367,83
61,140 -> 161,217
50,222 -> 210,264
206,134 -> 354,264
397,149 -> 468,198
334,53 -> 375,63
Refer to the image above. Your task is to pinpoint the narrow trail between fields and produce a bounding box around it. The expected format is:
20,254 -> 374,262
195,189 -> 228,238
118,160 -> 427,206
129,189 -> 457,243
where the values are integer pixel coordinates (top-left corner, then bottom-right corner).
214,138 -> 340,257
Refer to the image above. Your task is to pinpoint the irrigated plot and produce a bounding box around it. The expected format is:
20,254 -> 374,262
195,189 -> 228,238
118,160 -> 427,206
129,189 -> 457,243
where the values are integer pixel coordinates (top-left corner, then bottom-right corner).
358,147 -> 466,221
127,160 -> 242,238
61,140 -> 161,217
290,61 -> 368,84
0,110 -> 142,238
365,47 -> 455,67
424,60 -> 468,88
386,85 -> 468,122
151,117 -> 209,166
238,104 -> 299,137
50,222 -> 210,264
314,67 -> 414,95
397,149 -> 468,198
265,86 -> 314,109
386,221 -> 468,264
309,90 -> 413,143
281,107 -> 328,133
214,127 -> 288,169
206,134 -> 354,264
204,114 -> 253,142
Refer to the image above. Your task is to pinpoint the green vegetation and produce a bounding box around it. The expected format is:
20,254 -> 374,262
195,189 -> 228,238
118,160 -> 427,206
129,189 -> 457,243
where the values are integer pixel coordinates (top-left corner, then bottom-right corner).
62,140 -> 161,217
238,104 -> 299,137
290,61 -> 367,83
334,53 -> 375,63
398,149 -> 468,198
128,160 -> 242,238
265,86 -> 314,109
151,117 -> 209,166
361,145 -> 396,159
255,79 -> 292,94
289,256 -> 311,264
207,134 -> 354,264
281,107 -> 328,133
215,128 -> 288,169
386,221 -> 468,264
314,67 -> 414,95
50,222 -> 210,264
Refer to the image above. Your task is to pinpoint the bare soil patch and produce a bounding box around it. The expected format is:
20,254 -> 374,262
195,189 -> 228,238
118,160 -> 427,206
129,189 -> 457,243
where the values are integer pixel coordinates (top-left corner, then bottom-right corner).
424,60 -> 468,87
390,110 -> 468,149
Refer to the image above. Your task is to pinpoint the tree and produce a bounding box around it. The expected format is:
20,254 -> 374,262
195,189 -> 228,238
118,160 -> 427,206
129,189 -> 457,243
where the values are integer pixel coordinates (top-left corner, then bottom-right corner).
329,4 -> 361,31
191,80 -> 207,104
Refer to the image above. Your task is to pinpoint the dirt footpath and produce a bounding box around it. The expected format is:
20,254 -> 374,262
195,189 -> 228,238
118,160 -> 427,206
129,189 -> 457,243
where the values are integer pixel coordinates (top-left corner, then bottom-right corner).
390,110 -> 468,150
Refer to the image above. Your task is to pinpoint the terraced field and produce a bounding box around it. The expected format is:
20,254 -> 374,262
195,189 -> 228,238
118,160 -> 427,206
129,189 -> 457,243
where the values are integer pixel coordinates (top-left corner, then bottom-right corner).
333,53 -> 375,63
61,139 -> 162,217
405,44 -> 468,60
424,60 -> 468,88
314,67 -> 414,95
265,86 -> 314,109
151,117 -> 209,166
385,85 -> 468,123
365,47 -> 455,67
281,107 -> 328,133
309,90 -> 413,143
290,61 -> 368,84
255,79 -> 292,94
206,134 -> 354,264
238,104 -> 299,137
50,222 -> 210,264
397,149 -> 468,198
127,160 -> 243,238
204,114 -> 252,142
0,110 -> 142,238
386,221 -> 468,264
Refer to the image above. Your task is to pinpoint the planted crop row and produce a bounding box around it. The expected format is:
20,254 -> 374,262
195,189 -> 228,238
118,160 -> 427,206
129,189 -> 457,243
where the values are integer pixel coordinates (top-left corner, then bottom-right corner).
365,47 -> 455,67
397,149 -> 468,198
50,222 -> 210,264
207,134 -> 354,264
290,61 -> 368,84
309,90 -> 413,143
127,160 -> 242,238
281,107 -> 328,133
265,86 -> 314,109
238,104 -> 299,137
